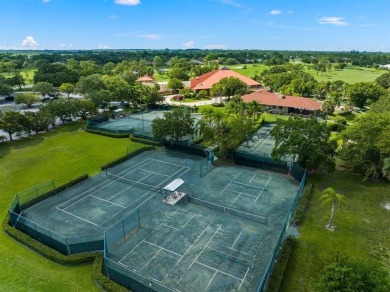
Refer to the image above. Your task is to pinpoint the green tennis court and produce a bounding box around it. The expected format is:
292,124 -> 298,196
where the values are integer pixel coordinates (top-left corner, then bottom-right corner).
12,150 -> 301,291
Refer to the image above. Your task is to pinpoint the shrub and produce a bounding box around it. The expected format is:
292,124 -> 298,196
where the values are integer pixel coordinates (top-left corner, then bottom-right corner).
3,215 -> 98,265
291,183 -> 313,226
129,135 -> 160,146
266,236 -> 295,292
173,94 -> 183,100
93,254 -> 128,292
334,115 -> 348,125
85,128 -> 130,138
212,102 -> 224,107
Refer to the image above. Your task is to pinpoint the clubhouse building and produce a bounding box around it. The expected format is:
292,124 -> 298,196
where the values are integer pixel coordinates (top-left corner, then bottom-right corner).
190,67 -> 261,92
242,90 -> 322,115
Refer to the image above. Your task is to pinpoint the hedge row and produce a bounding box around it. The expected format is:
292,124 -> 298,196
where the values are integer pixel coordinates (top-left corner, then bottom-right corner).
2,214 -> 98,265
266,236 -> 295,292
101,146 -> 155,171
85,128 -> 130,138
129,135 -> 161,146
20,174 -> 89,210
291,183 -> 313,226
93,254 -> 129,292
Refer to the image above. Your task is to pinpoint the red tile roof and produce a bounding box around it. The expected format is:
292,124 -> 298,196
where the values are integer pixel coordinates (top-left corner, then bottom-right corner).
190,68 -> 260,90
137,75 -> 154,82
242,90 -> 322,111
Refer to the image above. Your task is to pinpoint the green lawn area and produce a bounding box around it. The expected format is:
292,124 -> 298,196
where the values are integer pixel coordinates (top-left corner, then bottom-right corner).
230,63 -> 269,78
0,121 -> 143,291
280,171 -> 390,291
170,97 -> 210,103
232,63 -> 385,84
305,64 -> 385,84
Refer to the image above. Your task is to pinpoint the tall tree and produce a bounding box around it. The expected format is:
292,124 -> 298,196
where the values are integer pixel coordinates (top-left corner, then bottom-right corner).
271,117 -> 337,171
34,82 -> 55,96
320,187 -> 346,230
0,111 -> 24,141
152,108 -> 195,141
167,78 -> 184,93
14,93 -> 40,108
348,82 -> 387,108
341,112 -> 390,180
210,77 -> 248,99
59,83 -> 76,98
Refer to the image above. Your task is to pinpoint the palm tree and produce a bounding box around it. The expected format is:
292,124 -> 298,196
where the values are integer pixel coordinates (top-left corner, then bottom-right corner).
246,100 -> 263,120
320,187 -> 346,230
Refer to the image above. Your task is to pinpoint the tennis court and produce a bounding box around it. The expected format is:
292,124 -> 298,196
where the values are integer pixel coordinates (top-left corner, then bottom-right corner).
15,150 -> 301,291
237,124 -> 276,157
89,110 -> 202,137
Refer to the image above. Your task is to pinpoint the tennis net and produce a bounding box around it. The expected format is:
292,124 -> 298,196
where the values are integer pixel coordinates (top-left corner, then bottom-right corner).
105,172 -> 161,193
188,196 -> 268,225
230,180 -> 266,191
201,244 -> 254,267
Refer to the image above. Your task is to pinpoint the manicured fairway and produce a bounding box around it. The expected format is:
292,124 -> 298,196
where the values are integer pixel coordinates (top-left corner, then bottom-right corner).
280,171 -> 390,291
0,121 -> 141,291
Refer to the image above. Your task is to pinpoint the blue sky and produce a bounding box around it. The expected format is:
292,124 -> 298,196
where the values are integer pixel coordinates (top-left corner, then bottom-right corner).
1,0 -> 390,51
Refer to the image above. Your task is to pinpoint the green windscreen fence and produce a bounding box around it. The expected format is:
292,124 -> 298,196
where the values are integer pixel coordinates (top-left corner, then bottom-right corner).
256,170 -> 307,291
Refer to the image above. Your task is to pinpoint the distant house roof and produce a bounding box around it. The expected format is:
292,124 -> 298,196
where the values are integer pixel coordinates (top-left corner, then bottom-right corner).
137,75 -> 154,82
242,90 -> 322,111
190,67 -> 261,91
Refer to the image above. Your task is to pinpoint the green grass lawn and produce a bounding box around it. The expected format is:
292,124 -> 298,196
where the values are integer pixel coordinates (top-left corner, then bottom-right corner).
230,64 -> 269,78
280,171 -> 390,291
0,121 -> 143,291
170,97 -> 210,103
305,64 -> 385,84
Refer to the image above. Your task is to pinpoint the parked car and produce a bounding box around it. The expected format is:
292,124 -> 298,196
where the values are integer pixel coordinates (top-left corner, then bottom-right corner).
5,95 -> 15,101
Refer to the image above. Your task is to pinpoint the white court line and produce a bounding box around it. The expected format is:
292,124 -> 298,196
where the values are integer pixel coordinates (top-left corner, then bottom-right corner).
231,193 -> 241,206
139,168 -> 170,177
59,208 -> 100,227
204,271 -> 218,291
231,231 -> 242,249
210,241 -> 249,255
238,267 -> 250,290
249,129 -> 273,152
188,225 -> 222,270
119,239 -> 145,264
106,258 -> 177,291
144,240 -> 183,257
249,174 -> 256,183
176,208 -> 210,219
194,261 -> 242,281
162,223 -> 179,230
89,195 -> 126,208
164,220 -> 214,280
219,171 -> 241,195
227,188 -> 258,198
57,158 -> 153,210
105,166 -> 191,230
150,158 -> 189,168
140,249 -> 162,272
254,177 -> 272,203
203,245 -> 252,264
182,214 -> 196,228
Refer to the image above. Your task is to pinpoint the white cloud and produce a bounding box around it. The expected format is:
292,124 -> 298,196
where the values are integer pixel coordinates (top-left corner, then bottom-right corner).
269,10 -> 282,15
205,44 -> 228,49
21,36 -> 38,47
98,43 -> 110,49
59,43 -> 66,48
114,0 -> 140,6
318,17 -> 349,26
137,34 -> 161,40
42,0 -> 51,3
183,40 -> 195,48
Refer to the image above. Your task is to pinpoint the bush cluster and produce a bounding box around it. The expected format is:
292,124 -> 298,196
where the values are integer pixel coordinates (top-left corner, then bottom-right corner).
2,215 -> 98,265
327,122 -> 347,133
85,128 -> 130,138
291,183 -> 313,226
93,254 -> 129,292
129,135 -> 160,146
211,102 -> 224,107
266,236 -> 295,292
